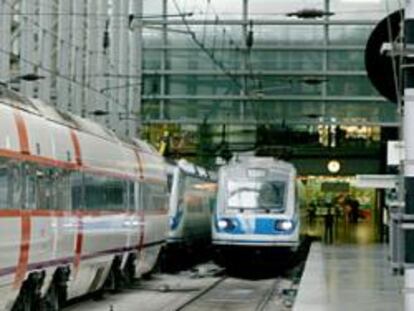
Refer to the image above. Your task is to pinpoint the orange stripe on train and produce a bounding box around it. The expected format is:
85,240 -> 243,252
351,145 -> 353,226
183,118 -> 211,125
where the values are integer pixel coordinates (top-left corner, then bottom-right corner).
13,110 -> 30,155
13,212 -> 31,288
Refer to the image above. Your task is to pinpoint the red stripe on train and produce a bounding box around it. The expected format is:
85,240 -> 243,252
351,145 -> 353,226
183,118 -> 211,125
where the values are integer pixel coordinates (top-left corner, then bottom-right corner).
69,130 -> 82,166
13,212 -> 31,288
73,215 -> 83,274
14,111 -> 30,155
0,209 -> 168,218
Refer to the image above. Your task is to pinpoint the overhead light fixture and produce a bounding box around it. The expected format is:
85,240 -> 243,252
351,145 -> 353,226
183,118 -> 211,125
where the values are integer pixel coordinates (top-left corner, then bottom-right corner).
89,109 -> 109,116
305,113 -> 322,119
286,9 -> 334,19
302,77 -> 329,85
327,160 -> 341,174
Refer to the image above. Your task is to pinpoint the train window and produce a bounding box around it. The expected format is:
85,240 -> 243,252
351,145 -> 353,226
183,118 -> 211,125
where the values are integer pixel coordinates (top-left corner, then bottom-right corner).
105,179 -> 125,211
227,180 -> 286,212
36,169 -> 71,211
0,163 -> 8,209
142,183 -> 168,211
83,174 -> 126,211
167,173 -> 174,193
9,163 -> 22,209
84,175 -> 106,210
55,171 -> 71,210
71,172 -> 84,210
37,169 -> 52,210
129,182 -> 135,210
24,165 -> 36,210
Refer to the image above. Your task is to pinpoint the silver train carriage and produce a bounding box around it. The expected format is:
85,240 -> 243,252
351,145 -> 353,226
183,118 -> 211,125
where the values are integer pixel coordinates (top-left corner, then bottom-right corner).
0,87 -> 169,310
212,157 -> 300,252
167,159 -> 217,250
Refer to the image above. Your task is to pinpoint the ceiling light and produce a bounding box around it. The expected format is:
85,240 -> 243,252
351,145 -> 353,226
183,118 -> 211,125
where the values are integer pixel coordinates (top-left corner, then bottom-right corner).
286,9 -> 334,19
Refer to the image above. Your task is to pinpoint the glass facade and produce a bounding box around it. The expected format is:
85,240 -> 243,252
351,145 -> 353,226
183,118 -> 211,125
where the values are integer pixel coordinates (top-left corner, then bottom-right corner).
142,0 -> 401,126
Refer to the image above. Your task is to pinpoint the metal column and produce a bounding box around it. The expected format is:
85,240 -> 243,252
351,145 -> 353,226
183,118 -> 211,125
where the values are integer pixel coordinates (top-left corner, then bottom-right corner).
85,0 -> 100,118
38,0 -> 55,104
322,0 -> 330,117
20,0 -> 37,98
404,0 -> 414,309
0,0 -> 11,82
241,0 -> 248,121
71,0 -> 86,116
57,0 -> 72,110
119,0 -> 130,135
159,0 -> 168,120
129,0 -> 143,137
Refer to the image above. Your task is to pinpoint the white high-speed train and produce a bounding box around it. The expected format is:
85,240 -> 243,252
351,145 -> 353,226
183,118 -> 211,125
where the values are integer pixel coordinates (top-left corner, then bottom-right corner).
212,157 -> 301,253
0,87 -> 169,310
167,159 -> 216,250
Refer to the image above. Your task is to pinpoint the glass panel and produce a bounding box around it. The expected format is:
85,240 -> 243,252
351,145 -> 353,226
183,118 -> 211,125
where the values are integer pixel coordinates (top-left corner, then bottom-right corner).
249,0 -> 324,20
25,165 -> 36,210
143,0 -> 162,15
142,183 -> 168,210
328,50 -> 365,71
71,172 -> 83,210
10,163 -> 22,209
0,161 -> 8,209
330,0 -> 399,21
227,180 -> 286,212
329,25 -> 375,45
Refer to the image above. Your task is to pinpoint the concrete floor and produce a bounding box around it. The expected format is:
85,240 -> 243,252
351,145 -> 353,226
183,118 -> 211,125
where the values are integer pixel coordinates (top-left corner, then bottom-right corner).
293,243 -> 403,311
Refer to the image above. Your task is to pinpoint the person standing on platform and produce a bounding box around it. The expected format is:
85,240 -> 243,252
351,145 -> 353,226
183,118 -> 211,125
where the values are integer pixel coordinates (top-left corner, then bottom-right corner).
349,198 -> 360,224
324,201 -> 334,244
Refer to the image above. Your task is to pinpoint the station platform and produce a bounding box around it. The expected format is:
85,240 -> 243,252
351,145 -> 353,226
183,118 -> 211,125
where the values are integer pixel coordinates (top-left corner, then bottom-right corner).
293,242 -> 403,311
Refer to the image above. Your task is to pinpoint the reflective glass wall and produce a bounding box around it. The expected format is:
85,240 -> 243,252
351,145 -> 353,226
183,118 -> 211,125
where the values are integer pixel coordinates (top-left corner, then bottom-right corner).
142,0 -> 401,126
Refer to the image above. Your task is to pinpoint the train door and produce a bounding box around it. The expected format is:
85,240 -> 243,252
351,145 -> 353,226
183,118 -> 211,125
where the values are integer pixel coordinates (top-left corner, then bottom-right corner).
29,165 -> 73,267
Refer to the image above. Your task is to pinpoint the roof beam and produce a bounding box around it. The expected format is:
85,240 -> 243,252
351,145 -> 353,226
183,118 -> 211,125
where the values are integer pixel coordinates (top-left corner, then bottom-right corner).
142,94 -> 386,102
143,70 -> 368,76
143,19 -> 378,26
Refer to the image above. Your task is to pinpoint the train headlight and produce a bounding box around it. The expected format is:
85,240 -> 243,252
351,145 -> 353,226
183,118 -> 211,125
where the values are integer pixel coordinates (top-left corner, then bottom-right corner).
276,220 -> 294,231
217,218 -> 235,230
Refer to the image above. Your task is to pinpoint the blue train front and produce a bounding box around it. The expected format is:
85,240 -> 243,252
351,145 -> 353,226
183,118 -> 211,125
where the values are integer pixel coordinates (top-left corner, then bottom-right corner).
212,157 -> 300,253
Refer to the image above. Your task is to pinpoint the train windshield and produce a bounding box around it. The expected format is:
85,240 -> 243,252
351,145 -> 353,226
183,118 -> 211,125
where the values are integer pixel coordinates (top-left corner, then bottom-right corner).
226,180 -> 286,212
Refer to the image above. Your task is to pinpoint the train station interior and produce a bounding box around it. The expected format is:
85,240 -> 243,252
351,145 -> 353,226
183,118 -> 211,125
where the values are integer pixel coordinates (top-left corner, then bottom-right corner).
0,0 -> 411,310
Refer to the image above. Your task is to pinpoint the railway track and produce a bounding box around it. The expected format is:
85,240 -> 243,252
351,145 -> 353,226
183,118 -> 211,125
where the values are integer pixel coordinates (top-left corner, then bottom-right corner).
173,276 -> 287,311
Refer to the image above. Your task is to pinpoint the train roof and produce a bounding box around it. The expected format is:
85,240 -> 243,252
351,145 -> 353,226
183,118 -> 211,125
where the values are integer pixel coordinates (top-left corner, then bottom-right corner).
0,86 -> 134,148
225,156 -> 296,174
166,158 -> 216,181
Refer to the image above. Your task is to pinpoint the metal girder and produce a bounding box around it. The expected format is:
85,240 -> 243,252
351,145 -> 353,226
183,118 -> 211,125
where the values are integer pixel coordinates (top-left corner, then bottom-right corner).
141,118 -> 399,127
38,0 -> 55,104
0,0 -> 11,81
142,70 -> 368,76
19,0 -> 36,97
143,45 -> 366,51
128,0 -> 143,137
142,94 -> 386,102
143,19 -> 378,26
57,0 -> 71,110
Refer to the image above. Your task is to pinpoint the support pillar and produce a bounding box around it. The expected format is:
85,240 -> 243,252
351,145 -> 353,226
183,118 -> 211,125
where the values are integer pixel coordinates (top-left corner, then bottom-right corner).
404,0 -> 414,309
129,0 -> 143,138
